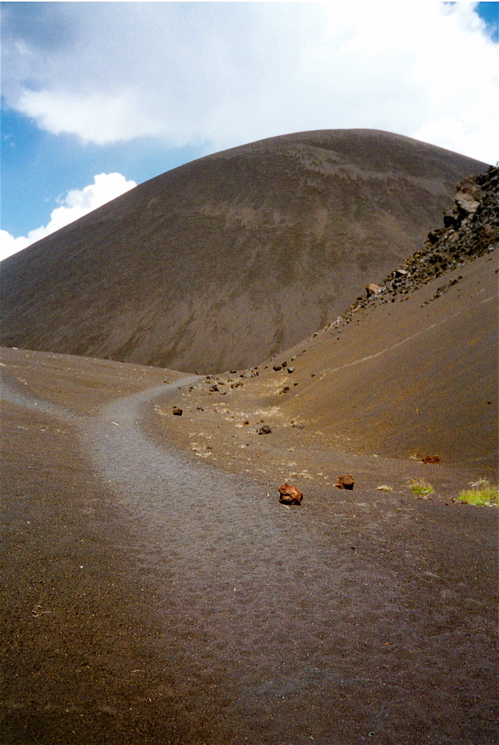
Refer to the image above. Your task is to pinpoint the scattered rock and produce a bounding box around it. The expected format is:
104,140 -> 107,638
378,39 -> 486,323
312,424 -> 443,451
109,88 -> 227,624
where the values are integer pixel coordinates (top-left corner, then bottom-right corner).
280,386 -> 290,394
172,407 -> 183,416
279,483 -> 303,505
287,366 -> 295,374
422,455 -> 441,464
335,475 -> 355,490
258,425 -> 272,435
366,283 -> 384,297
209,384 -> 219,392
273,364 -> 282,371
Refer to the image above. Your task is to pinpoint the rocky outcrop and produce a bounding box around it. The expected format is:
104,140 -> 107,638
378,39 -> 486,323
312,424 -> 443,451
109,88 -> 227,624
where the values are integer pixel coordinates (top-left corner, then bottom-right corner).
383,166 -> 498,294
337,165 -> 498,322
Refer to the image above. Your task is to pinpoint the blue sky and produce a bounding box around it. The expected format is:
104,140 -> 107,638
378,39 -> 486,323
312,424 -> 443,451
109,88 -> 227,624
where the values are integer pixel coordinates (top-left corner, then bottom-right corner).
1,1 -> 498,260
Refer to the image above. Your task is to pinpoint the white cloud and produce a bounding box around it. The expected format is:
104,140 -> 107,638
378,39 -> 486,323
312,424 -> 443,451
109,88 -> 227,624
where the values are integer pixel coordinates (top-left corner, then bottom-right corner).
1,2 -> 498,162
0,231 -> 30,261
0,173 -> 136,262
17,89 -> 163,145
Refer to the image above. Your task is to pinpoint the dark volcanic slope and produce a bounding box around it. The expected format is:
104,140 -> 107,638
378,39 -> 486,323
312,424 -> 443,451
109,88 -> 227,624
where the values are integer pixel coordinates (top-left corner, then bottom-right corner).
0,129 -> 488,373
163,169 -> 498,476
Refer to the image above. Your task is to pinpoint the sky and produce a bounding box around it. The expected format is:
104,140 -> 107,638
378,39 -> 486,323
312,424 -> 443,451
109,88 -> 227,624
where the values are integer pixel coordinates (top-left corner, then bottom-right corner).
1,1 -> 498,262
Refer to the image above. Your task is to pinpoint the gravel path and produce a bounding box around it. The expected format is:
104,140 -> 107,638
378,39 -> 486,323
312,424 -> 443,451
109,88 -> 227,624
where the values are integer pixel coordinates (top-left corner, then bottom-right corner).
1,369 -> 497,744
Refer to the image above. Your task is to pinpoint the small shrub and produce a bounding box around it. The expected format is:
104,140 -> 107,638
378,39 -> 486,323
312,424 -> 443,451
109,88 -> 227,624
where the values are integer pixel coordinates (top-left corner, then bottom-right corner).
458,481 -> 498,507
409,479 -> 435,496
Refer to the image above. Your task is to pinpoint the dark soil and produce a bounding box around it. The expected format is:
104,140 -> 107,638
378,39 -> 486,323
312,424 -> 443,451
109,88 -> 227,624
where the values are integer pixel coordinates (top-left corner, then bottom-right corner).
1,348 -> 497,745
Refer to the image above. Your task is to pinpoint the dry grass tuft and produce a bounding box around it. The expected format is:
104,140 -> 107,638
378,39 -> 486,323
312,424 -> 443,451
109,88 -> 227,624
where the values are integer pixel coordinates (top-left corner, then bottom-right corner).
408,479 -> 435,496
458,480 -> 498,507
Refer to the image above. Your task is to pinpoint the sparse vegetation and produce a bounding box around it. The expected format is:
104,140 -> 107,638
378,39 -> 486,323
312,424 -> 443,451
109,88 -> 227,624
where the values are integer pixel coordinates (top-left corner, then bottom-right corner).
458,480 -> 498,507
409,479 -> 435,496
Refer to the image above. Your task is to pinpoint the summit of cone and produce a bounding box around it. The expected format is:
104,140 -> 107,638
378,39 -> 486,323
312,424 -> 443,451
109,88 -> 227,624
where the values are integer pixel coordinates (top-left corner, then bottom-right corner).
0,129 -> 489,373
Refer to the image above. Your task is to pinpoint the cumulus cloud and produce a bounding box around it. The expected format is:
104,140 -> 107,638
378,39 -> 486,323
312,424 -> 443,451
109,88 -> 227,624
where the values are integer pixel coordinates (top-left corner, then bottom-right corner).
1,2 -> 498,162
0,173 -> 136,262
16,89 -> 163,145
0,231 -> 30,261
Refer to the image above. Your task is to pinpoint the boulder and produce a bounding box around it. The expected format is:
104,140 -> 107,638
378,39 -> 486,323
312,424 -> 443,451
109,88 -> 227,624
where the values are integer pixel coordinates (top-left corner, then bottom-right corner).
335,475 -> 355,489
455,191 -> 480,216
366,283 -> 384,297
279,483 -> 303,505
172,407 -> 183,416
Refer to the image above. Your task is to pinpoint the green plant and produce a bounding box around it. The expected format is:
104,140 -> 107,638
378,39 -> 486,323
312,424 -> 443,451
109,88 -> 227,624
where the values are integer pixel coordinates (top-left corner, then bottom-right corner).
408,479 -> 435,496
458,480 -> 498,507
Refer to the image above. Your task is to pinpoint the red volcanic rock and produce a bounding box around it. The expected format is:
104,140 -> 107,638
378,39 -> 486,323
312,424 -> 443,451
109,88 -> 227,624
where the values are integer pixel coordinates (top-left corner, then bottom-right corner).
335,475 -> 355,490
279,483 -> 303,505
422,455 -> 441,464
